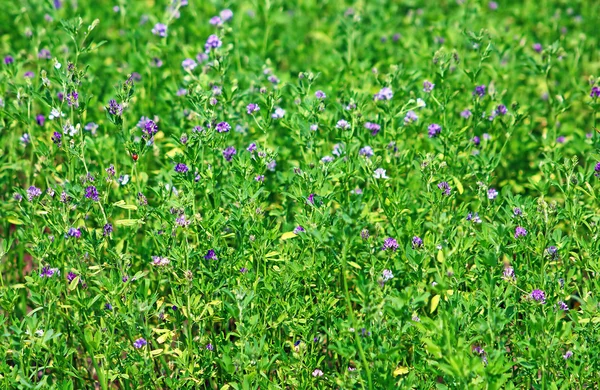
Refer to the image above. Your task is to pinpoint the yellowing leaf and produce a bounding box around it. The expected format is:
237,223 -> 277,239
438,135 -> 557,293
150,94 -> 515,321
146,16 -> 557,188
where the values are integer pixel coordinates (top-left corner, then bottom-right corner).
166,147 -> 184,158
68,276 -> 80,291
150,349 -> 163,357
393,366 -> 410,376
437,250 -> 445,263
7,218 -> 23,225
115,219 -> 141,226
452,176 -> 464,194
347,261 -> 362,270
430,295 -> 440,313
156,333 -> 170,344
113,200 -> 138,210
265,251 -> 280,258
280,231 -> 297,240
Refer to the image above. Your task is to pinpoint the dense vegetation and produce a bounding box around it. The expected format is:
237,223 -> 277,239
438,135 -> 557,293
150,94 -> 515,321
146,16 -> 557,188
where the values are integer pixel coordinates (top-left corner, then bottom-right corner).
1,0 -> 600,388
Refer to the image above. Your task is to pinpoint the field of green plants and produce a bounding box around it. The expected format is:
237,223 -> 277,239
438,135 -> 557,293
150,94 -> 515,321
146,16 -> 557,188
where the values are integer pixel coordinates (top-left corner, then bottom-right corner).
1,0 -> 600,388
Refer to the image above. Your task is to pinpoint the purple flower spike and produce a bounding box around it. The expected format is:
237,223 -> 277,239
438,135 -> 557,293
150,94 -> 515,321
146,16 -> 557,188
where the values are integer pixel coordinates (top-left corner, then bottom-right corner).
223,146 -> 237,161
204,249 -> 218,261
514,226 -> 527,238
382,237 -> 399,251
174,163 -> 189,173
473,85 -> 486,98
133,338 -> 147,349
530,289 -> 546,304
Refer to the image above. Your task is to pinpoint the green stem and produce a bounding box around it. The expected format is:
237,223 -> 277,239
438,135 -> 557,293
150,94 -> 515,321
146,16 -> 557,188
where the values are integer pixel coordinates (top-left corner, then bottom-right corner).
339,244 -> 372,390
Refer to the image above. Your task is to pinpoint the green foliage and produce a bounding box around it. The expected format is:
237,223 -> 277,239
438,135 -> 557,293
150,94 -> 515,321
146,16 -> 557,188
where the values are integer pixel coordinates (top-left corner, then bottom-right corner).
1,0 -> 600,388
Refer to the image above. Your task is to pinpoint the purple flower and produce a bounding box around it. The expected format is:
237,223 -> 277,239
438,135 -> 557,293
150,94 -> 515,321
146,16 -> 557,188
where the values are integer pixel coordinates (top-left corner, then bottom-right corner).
133,338 -> 147,349
428,124 -> 442,138
84,122 -> 98,134
374,87 -> 393,101
473,85 -> 486,98
359,146 -> 374,158
533,43 -> 543,53
514,226 -> 527,238
209,16 -> 222,26
382,269 -> 394,282
104,303 -> 113,310
472,136 -> 481,146
151,256 -> 170,266
51,131 -> 62,147
27,186 -> 42,201
103,223 -> 113,236
364,122 -> 381,135
247,143 -> 257,152
4,55 -> 14,65
382,237 -> 399,251
66,272 -> 77,283
312,369 -> 324,377
255,175 -> 265,182
24,71 -> 35,78
220,9 -> 233,21
360,229 -> 369,240
151,57 -> 163,67
513,207 -> 523,216
36,114 -> 45,126
40,266 -> 59,278
205,34 -> 222,51
502,266 -> 516,281
67,228 -> 81,238
546,246 -> 558,259
315,90 -> 326,99
336,119 -> 350,129
404,110 -> 418,124
246,103 -> 260,114
182,58 -> 197,71
488,1 -> 498,10
487,188 -> 498,200
196,53 -> 208,64
310,124 -> 318,131
563,350 -> 573,360
307,193 -> 315,205
38,48 -> 52,60
216,121 -> 231,133
223,146 -> 237,161
107,99 -> 123,116
557,301 -> 569,311
461,109 -> 472,119
272,107 -> 285,119
267,160 -> 276,171
293,225 -> 305,234
423,80 -> 435,93
590,86 -> 600,98
412,236 -> 423,248
373,168 -> 388,179
496,104 -> 508,115
556,136 -> 566,144
152,23 -> 167,37
530,289 -> 546,304
206,343 -> 214,351
437,182 -> 451,196
174,163 -> 189,173
204,249 -> 218,261
85,186 -> 99,201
